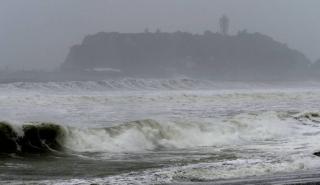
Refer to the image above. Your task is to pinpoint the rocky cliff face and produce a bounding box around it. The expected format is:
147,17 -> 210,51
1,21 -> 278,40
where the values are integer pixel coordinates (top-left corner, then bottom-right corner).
61,31 -> 311,80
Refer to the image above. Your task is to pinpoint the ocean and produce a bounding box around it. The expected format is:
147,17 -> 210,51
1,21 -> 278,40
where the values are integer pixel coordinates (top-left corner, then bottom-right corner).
1,78 -> 320,184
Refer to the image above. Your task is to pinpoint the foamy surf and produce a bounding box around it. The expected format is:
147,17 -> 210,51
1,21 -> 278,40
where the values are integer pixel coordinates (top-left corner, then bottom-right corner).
2,81 -> 320,184
1,78 -> 320,93
1,111 -> 320,155
63,112 -> 300,153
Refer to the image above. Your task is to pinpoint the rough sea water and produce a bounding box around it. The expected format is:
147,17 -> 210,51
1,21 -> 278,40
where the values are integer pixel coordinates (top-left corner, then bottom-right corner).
2,78 -> 320,184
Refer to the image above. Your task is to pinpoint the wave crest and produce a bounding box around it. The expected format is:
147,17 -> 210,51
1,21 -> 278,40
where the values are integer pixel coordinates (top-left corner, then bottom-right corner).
0,122 -> 65,154
1,111 -> 319,154
64,112 -> 303,153
0,78 -> 215,91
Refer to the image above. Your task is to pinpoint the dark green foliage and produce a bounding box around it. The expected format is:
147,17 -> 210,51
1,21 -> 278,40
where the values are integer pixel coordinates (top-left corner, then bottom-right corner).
61,31 -> 311,80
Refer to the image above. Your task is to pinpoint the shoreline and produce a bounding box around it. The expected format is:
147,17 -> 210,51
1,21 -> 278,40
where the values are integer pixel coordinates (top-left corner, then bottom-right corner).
169,169 -> 320,185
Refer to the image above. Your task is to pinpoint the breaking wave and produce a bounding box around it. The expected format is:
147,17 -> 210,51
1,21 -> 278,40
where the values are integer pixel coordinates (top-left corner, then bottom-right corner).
1,78 -> 319,92
1,111 -> 319,154
0,78 -> 217,91
0,122 -> 64,154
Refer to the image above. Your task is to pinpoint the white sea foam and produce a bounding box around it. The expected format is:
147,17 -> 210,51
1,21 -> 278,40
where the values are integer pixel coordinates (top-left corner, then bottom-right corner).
2,111 -> 320,154
1,78 -> 320,93
2,79 -> 320,184
61,111 -> 320,153
28,155 -> 320,185
0,78 -> 217,92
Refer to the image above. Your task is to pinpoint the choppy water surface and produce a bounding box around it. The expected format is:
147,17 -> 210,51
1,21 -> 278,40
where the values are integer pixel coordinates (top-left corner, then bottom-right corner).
1,79 -> 320,184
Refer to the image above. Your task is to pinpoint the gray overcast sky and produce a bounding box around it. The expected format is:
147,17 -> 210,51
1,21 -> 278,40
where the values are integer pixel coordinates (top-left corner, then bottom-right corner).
0,0 -> 319,70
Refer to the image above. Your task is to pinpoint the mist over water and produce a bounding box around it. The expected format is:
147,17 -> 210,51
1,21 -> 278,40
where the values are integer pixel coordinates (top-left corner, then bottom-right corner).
2,1 -> 320,185
1,81 -> 320,184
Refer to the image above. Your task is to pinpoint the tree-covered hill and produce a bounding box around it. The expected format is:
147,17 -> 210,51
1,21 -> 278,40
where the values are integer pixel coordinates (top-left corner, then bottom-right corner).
61,31 -> 311,80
